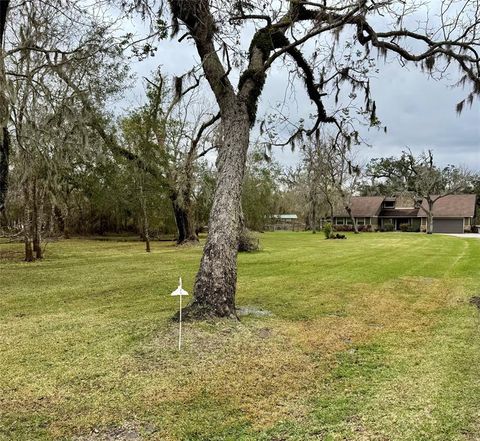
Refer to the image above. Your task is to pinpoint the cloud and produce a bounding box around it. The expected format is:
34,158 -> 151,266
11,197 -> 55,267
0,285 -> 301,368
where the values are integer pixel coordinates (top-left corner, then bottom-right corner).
124,8 -> 480,172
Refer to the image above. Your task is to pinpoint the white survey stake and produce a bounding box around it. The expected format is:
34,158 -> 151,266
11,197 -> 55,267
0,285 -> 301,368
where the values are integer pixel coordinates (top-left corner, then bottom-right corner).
171,277 -> 188,350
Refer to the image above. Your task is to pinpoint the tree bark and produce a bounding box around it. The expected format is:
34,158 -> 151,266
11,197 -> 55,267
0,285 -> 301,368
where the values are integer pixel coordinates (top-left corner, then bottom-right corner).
32,179 -> 41,257
63,209 -> 70,238
329,201 -> 334,224
311,201 -> 317,233
0,0 -> 10,215
171,193 -> 187,244
0,127 -> 9,214
426,200 -> 434,234
139,184 -> 150,252
23,184 -> 34,262
346,205 -> 359,233
182,107 -> 250,319
171,192 -> 198,245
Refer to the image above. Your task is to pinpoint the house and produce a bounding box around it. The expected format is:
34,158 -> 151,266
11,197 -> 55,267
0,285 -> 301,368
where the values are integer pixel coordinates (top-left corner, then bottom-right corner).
332,194 -> 477,233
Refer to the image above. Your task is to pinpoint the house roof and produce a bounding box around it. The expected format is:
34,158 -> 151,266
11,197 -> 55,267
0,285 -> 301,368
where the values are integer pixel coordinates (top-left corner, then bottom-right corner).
273,214 -> 298,219
417,194 -> 477,218
380,208 -> 419,217
334,196 -> 385,217
334,194 -> 477,218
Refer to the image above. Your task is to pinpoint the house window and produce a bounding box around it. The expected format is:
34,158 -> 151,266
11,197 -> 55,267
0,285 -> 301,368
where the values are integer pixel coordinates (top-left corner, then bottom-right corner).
357,217 -> 365,225
384,201 -> 395,208
336,218 -> 344,225
365,217 -> 371,225
346,217 -> 353,225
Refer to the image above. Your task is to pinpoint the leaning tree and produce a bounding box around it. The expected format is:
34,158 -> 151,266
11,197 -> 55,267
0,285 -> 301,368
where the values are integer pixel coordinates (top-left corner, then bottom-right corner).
121,70 -> 220,245
159,0 -> 480,319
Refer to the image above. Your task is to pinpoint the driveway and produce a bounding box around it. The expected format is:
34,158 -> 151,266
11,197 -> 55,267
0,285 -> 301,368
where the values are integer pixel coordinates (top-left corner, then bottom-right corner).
443,233 -> 480,239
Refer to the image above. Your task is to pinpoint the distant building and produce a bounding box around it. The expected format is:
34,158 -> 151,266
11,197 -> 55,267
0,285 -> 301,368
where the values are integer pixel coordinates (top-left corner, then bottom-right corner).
266,214 -> 304,231
332,194 -> 477,234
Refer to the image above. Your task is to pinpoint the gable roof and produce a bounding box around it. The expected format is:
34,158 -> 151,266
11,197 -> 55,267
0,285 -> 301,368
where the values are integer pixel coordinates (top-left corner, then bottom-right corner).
334,196 -> 384,217
418,194 -> 477,218
333,194 -> 477,218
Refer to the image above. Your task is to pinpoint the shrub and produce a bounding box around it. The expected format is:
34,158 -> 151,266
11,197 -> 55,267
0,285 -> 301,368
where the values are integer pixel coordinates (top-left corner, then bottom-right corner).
381,222 -> 395,232
333,224 -> 372,232
399,223 -> 410,232
323,222 -> 332,239
333,224 -> 354,232
335,233 -> 347,239
358,224 -> 372,232
238,229 -> 259,252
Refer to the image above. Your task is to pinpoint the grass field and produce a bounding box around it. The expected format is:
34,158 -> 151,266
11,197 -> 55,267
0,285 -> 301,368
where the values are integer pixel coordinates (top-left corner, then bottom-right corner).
1,232 -> 480,440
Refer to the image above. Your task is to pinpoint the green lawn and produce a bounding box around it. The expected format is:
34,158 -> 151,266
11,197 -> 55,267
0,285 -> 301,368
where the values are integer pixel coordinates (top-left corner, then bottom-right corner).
1,232 -> 479,440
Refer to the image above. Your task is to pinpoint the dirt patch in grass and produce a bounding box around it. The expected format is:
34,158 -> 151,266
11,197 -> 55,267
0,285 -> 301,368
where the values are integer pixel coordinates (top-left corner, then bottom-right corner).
129,319 -> 315,430
469,296 -> 480,310
73,422 -> 157,440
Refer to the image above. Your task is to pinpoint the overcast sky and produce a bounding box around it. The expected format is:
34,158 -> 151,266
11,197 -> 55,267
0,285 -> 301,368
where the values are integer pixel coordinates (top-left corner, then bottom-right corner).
119,4 -> 480,172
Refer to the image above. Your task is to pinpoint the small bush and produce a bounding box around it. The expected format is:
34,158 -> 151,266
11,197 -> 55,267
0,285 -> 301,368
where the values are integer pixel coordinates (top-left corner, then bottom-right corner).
399,223 -> 420,232
238,229 -> 259,252
326,233 -> 347,240
381,223 -> 395,232
333,224 -> 354,232
357,224 -> 373,232
333,224 -> 373,232
323,222 -> 332,239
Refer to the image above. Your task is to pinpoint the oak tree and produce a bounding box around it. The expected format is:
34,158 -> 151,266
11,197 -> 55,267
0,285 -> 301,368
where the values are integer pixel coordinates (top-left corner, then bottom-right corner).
162,0 -> 480,318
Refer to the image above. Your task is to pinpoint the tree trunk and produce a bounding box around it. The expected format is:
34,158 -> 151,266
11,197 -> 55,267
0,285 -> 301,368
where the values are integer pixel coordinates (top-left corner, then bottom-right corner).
171,192 -> 198,245
182,107 -> 250,319
0,127 -> 9,214
23,184 -> 34,262
171,194 -> 187,244
63,205 -> 70,239
183,196 -> 198,242
0,9 -> 9,215
32,179 -> 43,258
311,201 -> 317,233
424,199 -> 434,234
139,184 -> 150,253
346,205 -> 359,233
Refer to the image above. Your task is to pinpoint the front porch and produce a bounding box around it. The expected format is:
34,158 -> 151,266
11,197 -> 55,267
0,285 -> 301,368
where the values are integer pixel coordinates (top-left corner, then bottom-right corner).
379,217 -> 421,231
